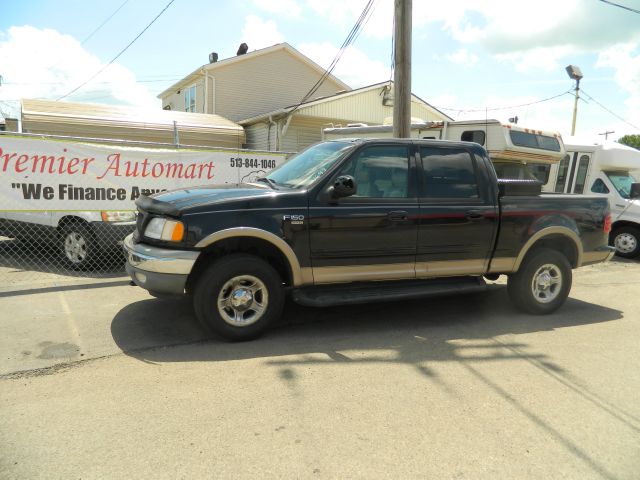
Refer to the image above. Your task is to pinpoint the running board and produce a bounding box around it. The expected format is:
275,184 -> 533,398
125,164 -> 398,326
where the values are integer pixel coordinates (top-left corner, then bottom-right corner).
292,277 -> 487,308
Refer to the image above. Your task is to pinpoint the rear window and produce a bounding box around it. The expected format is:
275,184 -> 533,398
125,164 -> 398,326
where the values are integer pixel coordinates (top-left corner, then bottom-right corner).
420,147 -> 479,199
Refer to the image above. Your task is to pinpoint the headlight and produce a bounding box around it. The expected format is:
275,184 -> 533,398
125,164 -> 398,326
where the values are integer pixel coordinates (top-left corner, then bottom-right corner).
101,211 -> 136,222
144,217 -> 185,241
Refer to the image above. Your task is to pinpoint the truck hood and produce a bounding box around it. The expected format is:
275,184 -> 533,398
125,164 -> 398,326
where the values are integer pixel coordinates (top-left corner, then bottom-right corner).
136,183 -> 284,215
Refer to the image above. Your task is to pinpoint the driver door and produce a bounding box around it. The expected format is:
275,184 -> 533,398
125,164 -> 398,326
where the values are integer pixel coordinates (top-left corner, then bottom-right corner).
307,144 -> 419,284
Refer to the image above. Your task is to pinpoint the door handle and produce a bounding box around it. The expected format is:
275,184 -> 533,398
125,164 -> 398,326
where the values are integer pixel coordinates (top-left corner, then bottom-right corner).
465,210 -> 485,221
388,210 -> 409,222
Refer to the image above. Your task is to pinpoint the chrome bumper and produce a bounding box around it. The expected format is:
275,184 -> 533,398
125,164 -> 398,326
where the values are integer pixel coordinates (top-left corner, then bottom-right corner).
123,233 -> 199,275
123,234 -> 200,295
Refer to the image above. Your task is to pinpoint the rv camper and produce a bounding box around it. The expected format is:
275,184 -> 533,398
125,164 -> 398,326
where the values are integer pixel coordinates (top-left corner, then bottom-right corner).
323,119 -> 565,183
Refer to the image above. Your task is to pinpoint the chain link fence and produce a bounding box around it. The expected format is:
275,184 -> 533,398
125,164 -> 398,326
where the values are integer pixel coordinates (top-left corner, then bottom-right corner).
0,212 -> 133,291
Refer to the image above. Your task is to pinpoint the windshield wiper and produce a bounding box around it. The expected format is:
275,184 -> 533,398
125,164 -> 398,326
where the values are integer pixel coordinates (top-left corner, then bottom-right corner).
255,177 -> 279,190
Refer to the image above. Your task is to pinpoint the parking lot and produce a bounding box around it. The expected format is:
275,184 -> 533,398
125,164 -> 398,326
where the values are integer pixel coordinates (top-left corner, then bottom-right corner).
1,258 -> 639,479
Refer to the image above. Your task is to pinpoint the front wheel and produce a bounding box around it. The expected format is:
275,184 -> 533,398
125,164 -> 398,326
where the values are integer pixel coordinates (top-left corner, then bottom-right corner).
193,254 -> 285,341
507,248 -> 572,315
611,226 -> 640,258
60,222 -> 97,270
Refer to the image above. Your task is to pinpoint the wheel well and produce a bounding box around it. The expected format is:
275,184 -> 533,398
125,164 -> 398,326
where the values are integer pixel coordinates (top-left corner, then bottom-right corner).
57,216 -> 92,237
524,234 -> 579,268
611,220 -> 639,233
186,236 -> 293,293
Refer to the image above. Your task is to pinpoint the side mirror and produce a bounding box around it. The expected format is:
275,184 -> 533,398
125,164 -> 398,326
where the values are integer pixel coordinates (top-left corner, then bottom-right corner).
630,182 -> 640,199
331,175 -> 357,199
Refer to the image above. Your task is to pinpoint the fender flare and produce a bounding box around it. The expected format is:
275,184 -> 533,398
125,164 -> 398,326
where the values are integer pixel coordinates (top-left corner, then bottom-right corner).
513,226 -> 583,270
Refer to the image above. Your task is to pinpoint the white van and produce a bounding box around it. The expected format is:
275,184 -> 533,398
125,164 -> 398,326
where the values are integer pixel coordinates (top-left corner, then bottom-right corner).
542,137 -> 640,258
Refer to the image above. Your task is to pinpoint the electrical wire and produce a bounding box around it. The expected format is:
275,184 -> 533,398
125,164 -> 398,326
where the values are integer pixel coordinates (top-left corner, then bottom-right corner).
434,90 -> 573,113
599,0 -> 640,15
81,0 -> 131,45
57,0 -> 176,101
287,0 -> 376,116
581,89 -> 640,131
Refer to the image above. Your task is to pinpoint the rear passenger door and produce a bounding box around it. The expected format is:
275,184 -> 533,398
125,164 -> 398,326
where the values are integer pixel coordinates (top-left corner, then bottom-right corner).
416,146 -> 497,277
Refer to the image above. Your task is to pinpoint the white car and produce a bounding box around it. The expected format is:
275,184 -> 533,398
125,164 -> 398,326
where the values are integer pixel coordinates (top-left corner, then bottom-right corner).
0,210 -> 136,269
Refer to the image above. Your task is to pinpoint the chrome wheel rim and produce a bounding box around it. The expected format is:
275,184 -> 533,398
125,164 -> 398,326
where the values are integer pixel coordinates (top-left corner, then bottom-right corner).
64,232 -> 87,263
531,264 -> 562,304
614,232 -> 637,254
217,275 -> 268,327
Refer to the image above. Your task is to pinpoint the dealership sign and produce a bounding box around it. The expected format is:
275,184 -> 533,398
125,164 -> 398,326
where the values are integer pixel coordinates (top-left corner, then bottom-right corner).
0,136 -> 287,210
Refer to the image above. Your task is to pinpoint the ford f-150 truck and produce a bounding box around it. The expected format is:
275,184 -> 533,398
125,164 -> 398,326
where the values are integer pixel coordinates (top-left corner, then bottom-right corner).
124,139 -> 615,340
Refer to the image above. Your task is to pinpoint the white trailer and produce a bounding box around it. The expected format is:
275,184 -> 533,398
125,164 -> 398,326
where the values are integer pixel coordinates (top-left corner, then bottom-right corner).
542,137 -> 640,258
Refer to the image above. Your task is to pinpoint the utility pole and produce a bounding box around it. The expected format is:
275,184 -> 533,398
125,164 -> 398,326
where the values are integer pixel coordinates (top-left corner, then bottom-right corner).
393,0 -> 412,138
599,130 -> 614,140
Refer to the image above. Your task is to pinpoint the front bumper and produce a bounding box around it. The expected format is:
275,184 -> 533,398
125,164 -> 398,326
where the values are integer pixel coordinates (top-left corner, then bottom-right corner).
581,245 -> 616,266
123,233 -> 199,295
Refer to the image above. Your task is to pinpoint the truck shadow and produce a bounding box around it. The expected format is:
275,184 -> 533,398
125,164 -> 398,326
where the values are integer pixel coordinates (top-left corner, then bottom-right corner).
111,285 -> 622,365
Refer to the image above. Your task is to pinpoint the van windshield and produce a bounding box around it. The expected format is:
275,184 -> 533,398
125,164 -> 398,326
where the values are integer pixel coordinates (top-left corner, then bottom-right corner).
605,171 -> 637,199
267,141 -> 355,189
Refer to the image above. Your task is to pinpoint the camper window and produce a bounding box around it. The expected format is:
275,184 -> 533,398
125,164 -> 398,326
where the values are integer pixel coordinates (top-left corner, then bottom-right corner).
573,155 -> 590,194
555,155 -> 570,193
510,130 -> 561,152
461,130 -> 486,145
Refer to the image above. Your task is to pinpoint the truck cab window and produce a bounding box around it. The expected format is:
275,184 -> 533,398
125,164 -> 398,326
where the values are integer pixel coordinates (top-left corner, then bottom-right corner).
338,145 -> 410,198
420,147 -> 479,198
591,178 -> 610,194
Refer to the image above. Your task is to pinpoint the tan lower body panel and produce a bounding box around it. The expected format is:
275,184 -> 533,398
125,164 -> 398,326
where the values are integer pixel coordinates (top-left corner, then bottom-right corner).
416,259 -> 486,278
487,257 -> 517,273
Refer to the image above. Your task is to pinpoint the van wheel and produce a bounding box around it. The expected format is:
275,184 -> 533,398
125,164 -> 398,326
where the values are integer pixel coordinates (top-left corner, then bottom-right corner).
507,248 -> 572,315
611,227 -> 640,258
60,222 -> 97,270
193,254 -> 284,341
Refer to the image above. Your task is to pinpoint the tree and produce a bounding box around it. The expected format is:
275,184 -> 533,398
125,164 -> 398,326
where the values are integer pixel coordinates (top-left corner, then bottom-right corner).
618,134 -> 640,150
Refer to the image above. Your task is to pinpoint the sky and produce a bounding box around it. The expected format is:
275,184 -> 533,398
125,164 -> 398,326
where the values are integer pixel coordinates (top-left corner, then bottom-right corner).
1,0 -> 640,141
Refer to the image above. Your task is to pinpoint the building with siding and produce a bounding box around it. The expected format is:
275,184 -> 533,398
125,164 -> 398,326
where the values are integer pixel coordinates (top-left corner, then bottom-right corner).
240,82 -> 453,152
157,43 -> 350,122
11,98 -> 245,148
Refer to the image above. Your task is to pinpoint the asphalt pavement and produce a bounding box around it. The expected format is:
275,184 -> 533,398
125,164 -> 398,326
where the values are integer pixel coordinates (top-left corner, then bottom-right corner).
1,259 -> 639,479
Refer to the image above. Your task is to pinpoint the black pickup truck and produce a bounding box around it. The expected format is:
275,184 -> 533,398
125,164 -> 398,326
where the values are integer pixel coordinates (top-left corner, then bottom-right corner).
124,139 -> 614,340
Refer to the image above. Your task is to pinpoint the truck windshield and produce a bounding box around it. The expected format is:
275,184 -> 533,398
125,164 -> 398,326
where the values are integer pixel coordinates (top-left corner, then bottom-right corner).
605,171 -> 637,199
267,141 -> 355,188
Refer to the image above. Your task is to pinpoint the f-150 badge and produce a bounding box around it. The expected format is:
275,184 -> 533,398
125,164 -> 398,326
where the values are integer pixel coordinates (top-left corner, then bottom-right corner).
283,214 -> 304,225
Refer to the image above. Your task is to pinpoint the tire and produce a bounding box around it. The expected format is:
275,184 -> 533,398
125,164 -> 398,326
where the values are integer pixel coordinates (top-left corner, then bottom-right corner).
193,254 -> 285,341
59,222 -> 97,270
611,226 -> 640,259
507,248 -> 572,315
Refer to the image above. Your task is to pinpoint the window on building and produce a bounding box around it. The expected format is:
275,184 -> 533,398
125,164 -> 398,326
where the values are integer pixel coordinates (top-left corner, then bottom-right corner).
184,86 -> 196,112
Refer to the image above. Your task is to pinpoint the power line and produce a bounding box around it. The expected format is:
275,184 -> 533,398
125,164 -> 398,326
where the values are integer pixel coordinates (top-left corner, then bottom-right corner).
57,0 -> 176,101
288,0 -> 376,116
434,90 -> 573,113
581,89 -> 640,131
81,0 -> 131,45
599,0 -> 640,15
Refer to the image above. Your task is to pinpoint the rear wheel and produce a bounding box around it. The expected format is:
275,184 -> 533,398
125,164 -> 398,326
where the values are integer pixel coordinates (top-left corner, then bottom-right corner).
611,226 -> 640,258
193,254 -> 284,341
507,248 -> 572,315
